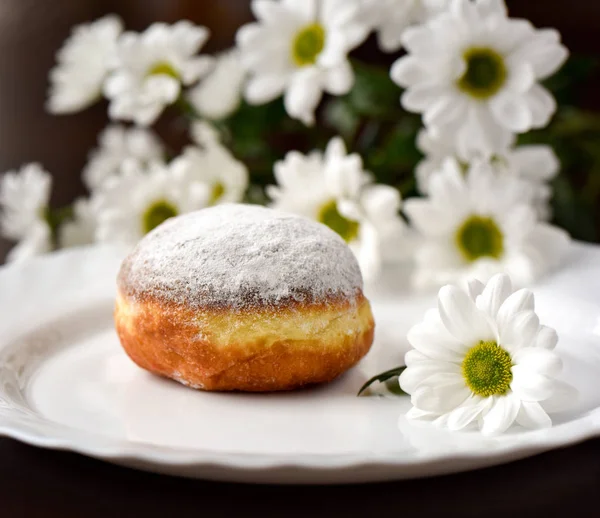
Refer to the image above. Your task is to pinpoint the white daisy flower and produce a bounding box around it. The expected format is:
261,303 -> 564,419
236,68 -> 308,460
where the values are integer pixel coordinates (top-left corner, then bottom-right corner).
170,122 -> 249,206
83,125 -> 165,190
47,15 -> 123,114
404,158 -> 570,289
267,137 -> 406,279
400,273 -> 577,435
236,0 -> 369,125
0,163 -> 53,262
360,0 -> 450,52
187,49 -> 245,120
58,197 -> 99,248
94,162 -> 210,246
104,21 -> 214,126
502,144 -> 559,221
415,128 -> 559,220
391,0 -> 568,156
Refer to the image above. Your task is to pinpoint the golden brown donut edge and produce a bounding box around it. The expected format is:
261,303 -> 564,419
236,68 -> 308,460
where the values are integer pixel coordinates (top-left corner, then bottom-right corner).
114,291 -> 375,392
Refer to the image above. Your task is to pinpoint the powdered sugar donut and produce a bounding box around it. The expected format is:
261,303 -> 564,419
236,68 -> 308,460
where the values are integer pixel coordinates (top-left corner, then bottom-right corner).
115,204 -> 374,391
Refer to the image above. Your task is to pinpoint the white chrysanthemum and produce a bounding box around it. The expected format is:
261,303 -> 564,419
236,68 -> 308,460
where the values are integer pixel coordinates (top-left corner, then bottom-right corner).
187,49 -> 245,120
83,125 -> 164,190
170,122 -> 249,206
404,158 -> 569,289
416,128 -> 559,219
0,163 -> 53,262
236,0 -> 369,125
104,21 -> 214,126
400,273 -> 577,435
267,137 -> 406,279
94,162 -> 210,246
391,0 -> 568,156
58,197 -> 99,248
47,15 -> 123,114
361,0 -> 450,52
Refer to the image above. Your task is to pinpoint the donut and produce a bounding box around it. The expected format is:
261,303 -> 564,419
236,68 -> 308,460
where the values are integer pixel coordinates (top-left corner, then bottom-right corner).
114,204 -> 375,392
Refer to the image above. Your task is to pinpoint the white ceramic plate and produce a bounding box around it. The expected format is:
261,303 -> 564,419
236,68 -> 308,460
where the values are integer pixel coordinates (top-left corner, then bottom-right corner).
0,244 -> 599,484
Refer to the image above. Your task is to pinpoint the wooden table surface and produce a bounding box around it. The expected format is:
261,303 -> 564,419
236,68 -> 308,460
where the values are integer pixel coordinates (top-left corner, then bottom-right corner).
0,435 -> 599,517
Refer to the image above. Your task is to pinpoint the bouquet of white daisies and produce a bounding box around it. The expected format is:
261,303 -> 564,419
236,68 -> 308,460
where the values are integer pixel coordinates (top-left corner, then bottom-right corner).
1,0 -> 596,289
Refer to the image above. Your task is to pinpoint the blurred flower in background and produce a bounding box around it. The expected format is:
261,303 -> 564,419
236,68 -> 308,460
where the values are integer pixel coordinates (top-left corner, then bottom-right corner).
391,0 -> 568,157
415,128 -> 559,220
94,161 -> 210,245
187,49 -> 246,120
83,125 -> 165,190
0,164 -> 53,262
104,21 -> 214,125
236,0 -> 369,125
404,158 -> 569,288
47,15 -> 123,114
267,137 -> 406,279
2,0 -> 598,291
58,197 -> 99,249
360,0 -> 450,52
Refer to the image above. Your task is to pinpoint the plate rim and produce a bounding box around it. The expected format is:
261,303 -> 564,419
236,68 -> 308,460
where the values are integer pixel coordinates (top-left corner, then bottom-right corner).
1,243 -> 600,481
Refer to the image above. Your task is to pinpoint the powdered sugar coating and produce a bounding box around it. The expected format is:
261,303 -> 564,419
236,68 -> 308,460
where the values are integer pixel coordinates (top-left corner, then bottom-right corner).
118,204 -> 364,309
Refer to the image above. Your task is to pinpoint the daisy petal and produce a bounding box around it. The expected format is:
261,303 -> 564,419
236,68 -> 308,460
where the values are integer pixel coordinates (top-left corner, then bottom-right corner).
476,273 -> 512,318
406,321 -> 465,362
284,70 -> 322,125
406,406 -> 436,420
511,365 -> 555,401
475,0 -> 508,18
490,92 -> 533,132
499,310 -> 540,352
481,394 -> 520,435
467,279 -> 485,301
390,57 -> 427,86
447,396 -> 490,431
245,75 -> 286,104
403,199 -> 456,236
526,84 -> 556,128
399,361 -> 459,394
324,61 -> 354,95
497,289 -> 535,329
411,373 -> 469,414
533,325 -> 558,350
404,349 -> 429,366
438,285 -> 495,345
512,347 -> 562,377
516,400 -> 552,429
402,84 -> 445,112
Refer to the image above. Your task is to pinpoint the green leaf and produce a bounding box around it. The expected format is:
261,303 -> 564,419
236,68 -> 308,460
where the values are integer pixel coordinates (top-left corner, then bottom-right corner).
363,117 -> 422,193
347,60 -> 402,119
323,98 -> 360,142
43,205 -> 74,248
516,105 -> 600,242
551,175 -> 597,242
357,366 -> 407,396
543,56 -> 597,106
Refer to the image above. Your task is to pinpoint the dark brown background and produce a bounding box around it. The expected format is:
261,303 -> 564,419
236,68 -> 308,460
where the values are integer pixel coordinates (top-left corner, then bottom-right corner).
0,3 -> 599,516
0,0 -> 599,259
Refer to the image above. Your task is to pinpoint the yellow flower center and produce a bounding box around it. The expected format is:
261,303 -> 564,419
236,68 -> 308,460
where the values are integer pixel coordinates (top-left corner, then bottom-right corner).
462,340 -> 513,397
142,199 -> 178,234
147,61 -> 179,79
292,23 -> 326,66
318,200 -> 359,243
455,215 -> 504,262
210,182 -> 225,205
458,47 -> 507,99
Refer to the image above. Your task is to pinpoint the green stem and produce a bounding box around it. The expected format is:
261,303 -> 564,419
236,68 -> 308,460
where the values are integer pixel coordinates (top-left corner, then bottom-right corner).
357,366 -> 407,396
